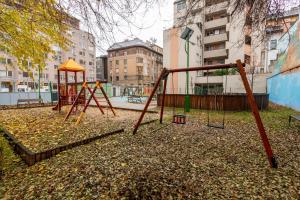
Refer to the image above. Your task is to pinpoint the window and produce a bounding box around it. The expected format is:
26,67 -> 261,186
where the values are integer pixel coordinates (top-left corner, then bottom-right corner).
23,72 -> 29,77
116,60 -> 119,65
245,35 -> 252,45
124,75 -> 128,80
124,59 -> 127,65
116,76 -> 119,81
89,62 -> 93,66
54,65 -> 58,69
244,54 -> 251,64
0,70 -> 6,77
136,57 -> 143,63
177,1 -> 186,11
7,71 -> 12,77
270,40 -> 277,50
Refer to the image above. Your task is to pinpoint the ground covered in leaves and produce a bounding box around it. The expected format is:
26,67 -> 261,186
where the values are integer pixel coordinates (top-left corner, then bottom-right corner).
0,107 -> 157,152
0,105 -> 300,199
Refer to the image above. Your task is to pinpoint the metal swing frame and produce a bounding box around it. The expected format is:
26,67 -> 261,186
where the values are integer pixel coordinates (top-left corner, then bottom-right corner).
132,60 -> 278,168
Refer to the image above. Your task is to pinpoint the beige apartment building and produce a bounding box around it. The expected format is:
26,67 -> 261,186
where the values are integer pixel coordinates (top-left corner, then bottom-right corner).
107,38 -> 163,95
0,17 -> 96,92
164,0 -> 266,94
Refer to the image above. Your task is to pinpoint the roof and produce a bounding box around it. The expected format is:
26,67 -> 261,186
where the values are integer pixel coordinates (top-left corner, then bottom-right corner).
58,59 -> 85,72
107,38 -> 163,55
108,38 -> 148,51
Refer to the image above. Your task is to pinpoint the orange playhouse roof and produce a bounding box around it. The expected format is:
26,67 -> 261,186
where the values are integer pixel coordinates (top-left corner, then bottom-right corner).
58,59 -> 85,72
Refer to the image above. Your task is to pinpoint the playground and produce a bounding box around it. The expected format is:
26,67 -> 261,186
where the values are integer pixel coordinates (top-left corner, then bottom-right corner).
1,105 -> 300,199
0,60 -> 300,198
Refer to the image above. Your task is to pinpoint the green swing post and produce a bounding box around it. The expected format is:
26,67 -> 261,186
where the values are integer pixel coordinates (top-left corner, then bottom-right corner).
184,38 -> 191,112
181,27 -> 193,113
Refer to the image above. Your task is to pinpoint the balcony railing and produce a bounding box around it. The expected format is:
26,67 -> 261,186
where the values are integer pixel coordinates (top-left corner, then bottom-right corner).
204,17 -> 228,29
205,1 -> 228,15
204,49 -> 228,58
204,33 -> 228,44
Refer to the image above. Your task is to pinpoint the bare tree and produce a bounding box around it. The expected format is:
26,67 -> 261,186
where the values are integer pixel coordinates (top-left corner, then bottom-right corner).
57,0 -> 160,52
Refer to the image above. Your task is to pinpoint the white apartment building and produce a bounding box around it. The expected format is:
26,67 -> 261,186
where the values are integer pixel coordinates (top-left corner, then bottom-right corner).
164,0 -> 266,94
0,17 -> 96,92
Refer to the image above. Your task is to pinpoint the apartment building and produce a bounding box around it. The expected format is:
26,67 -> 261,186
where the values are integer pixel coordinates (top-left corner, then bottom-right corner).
263,7 -> 299,73
107,38 -> 163,95
0,16 -> 96,92
164,0 -> 266,94
96,55 -> 108,81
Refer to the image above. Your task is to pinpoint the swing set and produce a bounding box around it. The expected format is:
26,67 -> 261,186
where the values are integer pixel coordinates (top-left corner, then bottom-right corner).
133,60 -> 278,168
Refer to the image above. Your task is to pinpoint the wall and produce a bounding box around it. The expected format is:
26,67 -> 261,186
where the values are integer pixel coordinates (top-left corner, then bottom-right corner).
267,16 -> 300,111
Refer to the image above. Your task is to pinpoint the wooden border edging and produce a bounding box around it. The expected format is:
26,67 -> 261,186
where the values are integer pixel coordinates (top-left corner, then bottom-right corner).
0,104 -> 54,111
1,128 -> 124,166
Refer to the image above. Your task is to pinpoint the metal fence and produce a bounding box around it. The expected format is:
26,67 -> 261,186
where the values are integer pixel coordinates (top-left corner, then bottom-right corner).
0,92 -> 58,105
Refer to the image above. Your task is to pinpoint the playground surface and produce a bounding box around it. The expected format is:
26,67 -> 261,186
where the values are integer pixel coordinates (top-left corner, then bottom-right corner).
0,105 -> 300,199
95,96 -> 157,110
0,107 -> 158,152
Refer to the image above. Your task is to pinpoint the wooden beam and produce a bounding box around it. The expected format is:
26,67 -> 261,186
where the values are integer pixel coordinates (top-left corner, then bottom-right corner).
168,63 -> 242,73
160,78 -> 168,124
237,59 -> 277,168
133,68 -> 168,134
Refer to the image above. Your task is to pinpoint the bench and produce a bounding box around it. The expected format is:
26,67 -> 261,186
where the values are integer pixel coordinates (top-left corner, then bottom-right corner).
289,115 -> 300,126
128,96 -> 143,104
17,98 -> 44,108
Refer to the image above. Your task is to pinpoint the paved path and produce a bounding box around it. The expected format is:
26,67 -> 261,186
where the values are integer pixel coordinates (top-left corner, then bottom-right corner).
92,97 -> 157,110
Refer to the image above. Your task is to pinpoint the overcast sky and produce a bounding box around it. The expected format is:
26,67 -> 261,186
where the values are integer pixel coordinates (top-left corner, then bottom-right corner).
94,0 -> 174,56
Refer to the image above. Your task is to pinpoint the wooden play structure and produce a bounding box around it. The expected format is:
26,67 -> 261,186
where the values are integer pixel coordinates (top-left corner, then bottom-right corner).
64,80 -> 116,125
53,59 -> 116,124
133,60 -> 278,168
52,59 -> 86,112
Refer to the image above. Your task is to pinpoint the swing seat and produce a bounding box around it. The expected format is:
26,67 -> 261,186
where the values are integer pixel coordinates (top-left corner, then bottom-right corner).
173,114 -> 186,124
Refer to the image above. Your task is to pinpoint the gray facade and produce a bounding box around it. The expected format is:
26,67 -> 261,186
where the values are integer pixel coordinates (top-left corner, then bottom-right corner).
96,56 -> 108,81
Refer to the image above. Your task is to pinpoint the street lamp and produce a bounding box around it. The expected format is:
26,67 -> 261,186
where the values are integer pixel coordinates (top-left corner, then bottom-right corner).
180,27 -> 194,112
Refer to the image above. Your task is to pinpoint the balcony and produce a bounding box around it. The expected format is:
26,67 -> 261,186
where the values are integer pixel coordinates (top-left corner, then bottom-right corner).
204,33 -> 228,44
204,17 -> 228,29
204,49 -> 228,59
205,1 -> 229,15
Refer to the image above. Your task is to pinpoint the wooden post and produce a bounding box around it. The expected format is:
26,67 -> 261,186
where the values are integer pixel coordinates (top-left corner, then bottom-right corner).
64,85 -> 86,121
65,71 -> 68,103
74,72 -> 78,95
160,78 -> 168,124
57,70 -> 61,112
236,59 -> 277,168
87,86 -> 105,114
133,68 -> 168,134
83,71 -> 86,106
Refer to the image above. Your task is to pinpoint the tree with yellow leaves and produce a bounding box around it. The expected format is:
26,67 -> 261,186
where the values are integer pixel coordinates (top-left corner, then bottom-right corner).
0,0 -> 70,72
